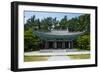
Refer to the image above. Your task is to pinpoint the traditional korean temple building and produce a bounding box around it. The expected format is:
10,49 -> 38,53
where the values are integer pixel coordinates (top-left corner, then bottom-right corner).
34,29 -> 85,49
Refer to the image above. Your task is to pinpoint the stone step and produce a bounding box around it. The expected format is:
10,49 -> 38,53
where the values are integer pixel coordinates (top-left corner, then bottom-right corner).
39,49 -> 67,53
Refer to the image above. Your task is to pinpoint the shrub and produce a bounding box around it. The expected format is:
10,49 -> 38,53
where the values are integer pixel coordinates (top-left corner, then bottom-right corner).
76,35 -> 90,50
24,29 -> 41,52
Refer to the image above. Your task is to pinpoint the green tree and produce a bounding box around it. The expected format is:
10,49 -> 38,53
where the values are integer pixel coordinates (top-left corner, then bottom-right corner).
41,17 -> 58,31
78,14 -> 90,32
76,35 -> 90,50
24,28 -> 41,52
33,19 -> 41,30
68,17 -> 79,32
40,18 -> 49,31
24,15 -> 41,31
52,17 -> 59,30
24,15 -> 35,31
59,16 -> 68,29
68,14 -> 90,32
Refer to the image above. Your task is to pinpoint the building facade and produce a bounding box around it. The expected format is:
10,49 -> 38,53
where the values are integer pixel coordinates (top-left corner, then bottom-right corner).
34,29 -> 85,49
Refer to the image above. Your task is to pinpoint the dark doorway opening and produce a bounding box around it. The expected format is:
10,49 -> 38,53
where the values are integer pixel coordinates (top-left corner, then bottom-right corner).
65,41 -> 69,48
57,42 -> 62,48
48,42 -> 54,49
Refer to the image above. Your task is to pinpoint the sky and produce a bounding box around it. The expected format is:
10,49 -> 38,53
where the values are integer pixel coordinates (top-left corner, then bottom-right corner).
24,11 -> 84,23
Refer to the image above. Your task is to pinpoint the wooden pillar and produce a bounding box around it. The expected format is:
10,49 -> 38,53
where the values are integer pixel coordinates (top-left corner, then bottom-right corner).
54,41 -> 57,49
45,42 -> 48,49
62,42 -> 65,49
68,41 -> 73,49
68,41 -> 71,49
71,41 -> 73,48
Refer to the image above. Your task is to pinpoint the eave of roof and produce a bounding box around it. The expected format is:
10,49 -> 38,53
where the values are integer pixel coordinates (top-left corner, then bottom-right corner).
33,30 -> 85,41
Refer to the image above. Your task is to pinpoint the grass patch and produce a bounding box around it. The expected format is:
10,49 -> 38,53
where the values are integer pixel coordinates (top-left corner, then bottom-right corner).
24,55 -> 50,62
67,54 -> 90,59
74,48 -> 90,51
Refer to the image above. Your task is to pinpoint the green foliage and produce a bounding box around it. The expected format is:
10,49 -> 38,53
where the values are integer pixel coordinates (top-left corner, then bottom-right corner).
24,15 -> 41,31
68,17 -> 79,31
24,14 -> 90,32
24,14 -> 90,51
24,28 -> 41,52
68,14 -> 90,32
41,17 -> 52,31
76,35 -> 90,50
59,16 -> 68,29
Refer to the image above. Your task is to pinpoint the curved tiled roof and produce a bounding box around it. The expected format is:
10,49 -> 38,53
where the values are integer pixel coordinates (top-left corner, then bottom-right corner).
34,30 -> 85,41
44,30 -> 84,36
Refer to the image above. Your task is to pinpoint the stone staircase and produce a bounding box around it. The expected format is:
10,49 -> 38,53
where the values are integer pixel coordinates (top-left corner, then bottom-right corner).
40,49 -> 69,53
